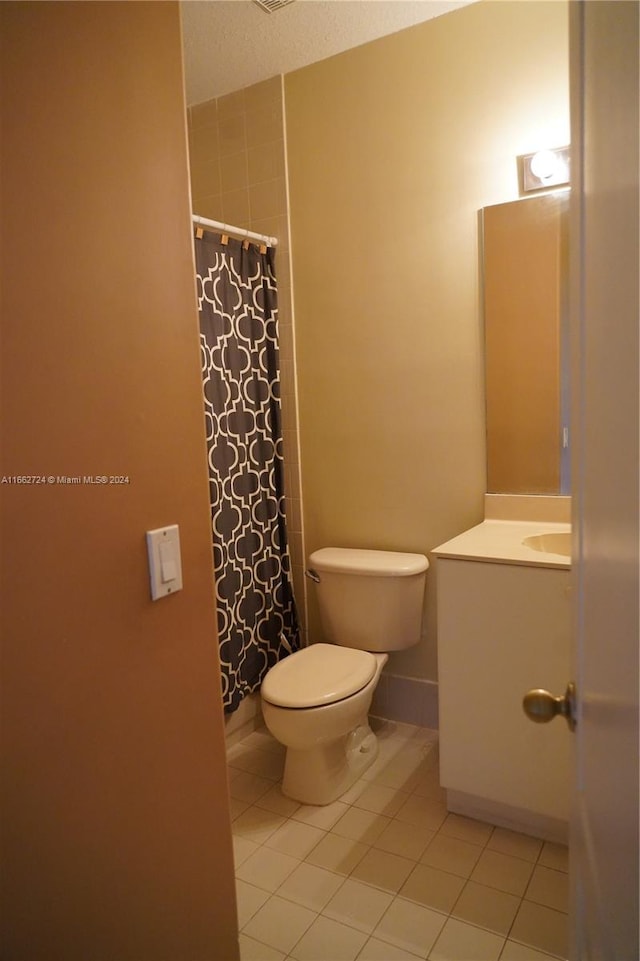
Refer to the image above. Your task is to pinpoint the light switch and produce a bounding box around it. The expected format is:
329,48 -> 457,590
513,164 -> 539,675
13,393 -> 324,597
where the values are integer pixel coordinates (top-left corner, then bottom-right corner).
146,525 -> 183,600
159,540 -> 177,583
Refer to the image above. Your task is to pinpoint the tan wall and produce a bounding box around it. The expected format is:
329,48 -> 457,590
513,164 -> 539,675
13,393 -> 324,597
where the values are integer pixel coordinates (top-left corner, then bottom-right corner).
0,3 -> 238,958
285,0 -> 569,681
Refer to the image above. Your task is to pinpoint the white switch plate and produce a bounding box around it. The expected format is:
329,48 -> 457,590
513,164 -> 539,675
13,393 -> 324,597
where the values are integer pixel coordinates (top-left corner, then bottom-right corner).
146,525 -> 183,600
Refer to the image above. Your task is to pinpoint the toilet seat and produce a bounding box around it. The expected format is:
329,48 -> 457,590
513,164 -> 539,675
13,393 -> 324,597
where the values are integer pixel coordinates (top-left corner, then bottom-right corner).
261,643 -> 377,709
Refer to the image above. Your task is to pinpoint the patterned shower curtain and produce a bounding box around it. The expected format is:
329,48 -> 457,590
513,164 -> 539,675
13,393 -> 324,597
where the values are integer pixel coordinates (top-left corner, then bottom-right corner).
195,231 -> 300,713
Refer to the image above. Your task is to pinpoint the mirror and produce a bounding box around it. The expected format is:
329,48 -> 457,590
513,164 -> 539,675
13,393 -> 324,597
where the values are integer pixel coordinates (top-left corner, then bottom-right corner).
482,191 -> 569,495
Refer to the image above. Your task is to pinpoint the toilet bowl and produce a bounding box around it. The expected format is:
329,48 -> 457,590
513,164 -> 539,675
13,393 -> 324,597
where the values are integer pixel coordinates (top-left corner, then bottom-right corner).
260,547 -> 429,805
261,643 -> 388,805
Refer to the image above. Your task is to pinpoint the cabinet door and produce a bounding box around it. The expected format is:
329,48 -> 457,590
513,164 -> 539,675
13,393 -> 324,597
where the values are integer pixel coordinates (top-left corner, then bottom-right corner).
437,559 -> 571,823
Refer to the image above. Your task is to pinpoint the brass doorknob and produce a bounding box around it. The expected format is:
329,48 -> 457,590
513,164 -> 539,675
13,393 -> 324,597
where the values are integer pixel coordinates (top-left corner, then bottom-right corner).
523,682 -> 576,732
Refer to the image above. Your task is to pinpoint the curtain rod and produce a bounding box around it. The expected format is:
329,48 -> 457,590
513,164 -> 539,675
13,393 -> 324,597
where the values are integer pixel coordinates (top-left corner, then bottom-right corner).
192,214 -> 278,248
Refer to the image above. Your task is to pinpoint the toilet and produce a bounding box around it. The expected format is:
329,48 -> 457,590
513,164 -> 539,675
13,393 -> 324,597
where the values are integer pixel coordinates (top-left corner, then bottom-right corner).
261,547 -> 428,805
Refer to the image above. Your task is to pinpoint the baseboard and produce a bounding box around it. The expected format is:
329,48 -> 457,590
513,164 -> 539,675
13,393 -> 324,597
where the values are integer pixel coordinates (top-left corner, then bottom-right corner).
370,673 -> 439,729
446,788 -> 569,844
227,674 -> 438,744
224,692 -> 263,749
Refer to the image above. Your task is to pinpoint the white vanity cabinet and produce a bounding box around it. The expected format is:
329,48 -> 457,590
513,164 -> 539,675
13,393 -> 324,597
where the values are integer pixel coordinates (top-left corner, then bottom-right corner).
434,522 -> 572,842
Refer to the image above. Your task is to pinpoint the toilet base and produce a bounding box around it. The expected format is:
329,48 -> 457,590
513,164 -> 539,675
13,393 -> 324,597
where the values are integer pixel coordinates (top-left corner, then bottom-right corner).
281,718 -> 379,805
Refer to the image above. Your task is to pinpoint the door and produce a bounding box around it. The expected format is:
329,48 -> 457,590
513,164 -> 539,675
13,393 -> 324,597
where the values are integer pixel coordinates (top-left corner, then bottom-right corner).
569,2 -> 639,958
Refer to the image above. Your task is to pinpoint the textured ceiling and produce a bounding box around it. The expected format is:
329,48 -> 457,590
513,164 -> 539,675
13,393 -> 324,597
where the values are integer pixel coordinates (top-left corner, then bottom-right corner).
181,0 -> 474,105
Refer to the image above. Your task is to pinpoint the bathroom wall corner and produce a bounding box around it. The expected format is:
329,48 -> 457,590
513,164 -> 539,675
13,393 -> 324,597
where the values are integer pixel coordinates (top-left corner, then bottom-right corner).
224,692 -> 264,748
371,674 -> 439,731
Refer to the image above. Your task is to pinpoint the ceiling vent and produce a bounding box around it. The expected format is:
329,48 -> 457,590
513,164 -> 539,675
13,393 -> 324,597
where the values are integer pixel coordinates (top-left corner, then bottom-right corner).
252,0 -> 296,13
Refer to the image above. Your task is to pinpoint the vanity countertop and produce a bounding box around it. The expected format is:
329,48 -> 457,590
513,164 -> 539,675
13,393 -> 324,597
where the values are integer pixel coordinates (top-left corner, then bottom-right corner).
432,520 -> 571,570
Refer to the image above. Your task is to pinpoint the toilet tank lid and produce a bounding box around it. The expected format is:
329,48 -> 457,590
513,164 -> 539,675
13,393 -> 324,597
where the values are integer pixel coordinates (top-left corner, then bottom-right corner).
309,547 -> 428,577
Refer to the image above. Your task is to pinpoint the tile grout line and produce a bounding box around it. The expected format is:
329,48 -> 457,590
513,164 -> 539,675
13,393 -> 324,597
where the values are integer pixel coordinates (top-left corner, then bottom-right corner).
234,816 -> 565,943
229,722 -> 568,961
232,809 -> 568,956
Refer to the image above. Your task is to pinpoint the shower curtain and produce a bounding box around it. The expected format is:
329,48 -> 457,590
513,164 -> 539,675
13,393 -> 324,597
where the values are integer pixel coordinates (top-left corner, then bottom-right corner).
194,231 -> 300,714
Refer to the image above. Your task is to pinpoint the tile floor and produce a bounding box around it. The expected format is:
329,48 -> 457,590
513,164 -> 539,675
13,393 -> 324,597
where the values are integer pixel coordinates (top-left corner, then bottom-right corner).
227,719 -> 569,961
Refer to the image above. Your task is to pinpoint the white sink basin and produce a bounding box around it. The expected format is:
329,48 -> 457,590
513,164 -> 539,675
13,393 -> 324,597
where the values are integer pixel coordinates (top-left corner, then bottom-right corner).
522,531 -> 571,557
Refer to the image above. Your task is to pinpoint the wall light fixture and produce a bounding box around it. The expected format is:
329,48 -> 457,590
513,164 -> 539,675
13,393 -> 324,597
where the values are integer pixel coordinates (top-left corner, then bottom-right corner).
520,146 -> 570,193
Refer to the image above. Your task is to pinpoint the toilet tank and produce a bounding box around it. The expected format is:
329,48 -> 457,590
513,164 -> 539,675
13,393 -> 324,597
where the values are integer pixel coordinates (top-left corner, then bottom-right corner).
308,548 -> 428,652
